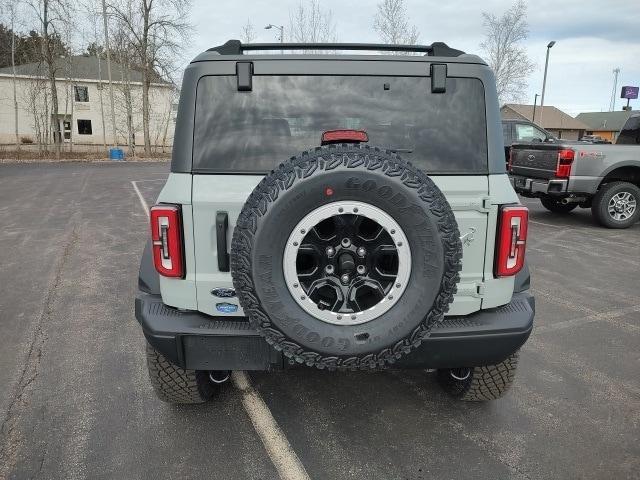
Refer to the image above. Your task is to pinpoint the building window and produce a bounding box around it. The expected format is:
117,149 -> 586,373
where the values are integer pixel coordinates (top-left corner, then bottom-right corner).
74,86 -> 89,102
77,119 -> 92,135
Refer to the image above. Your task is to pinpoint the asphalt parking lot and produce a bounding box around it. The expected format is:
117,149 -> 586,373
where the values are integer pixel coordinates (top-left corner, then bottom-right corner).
0,162 -> 638,480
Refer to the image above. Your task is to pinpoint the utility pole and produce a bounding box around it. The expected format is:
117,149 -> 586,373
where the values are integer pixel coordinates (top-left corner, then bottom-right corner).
102,0 -> 117,149
539,41 -> 556,126
532,93 -> 539,123
609,68 -> 620,112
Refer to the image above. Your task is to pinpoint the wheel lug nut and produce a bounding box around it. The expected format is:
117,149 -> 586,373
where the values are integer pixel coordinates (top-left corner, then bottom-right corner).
341,274 -> 350,284
356,247 -> 366,257
325,265 -> 334,274
326,246 -> 335,257
357,265 -> 366,275
341,238 -> 351,248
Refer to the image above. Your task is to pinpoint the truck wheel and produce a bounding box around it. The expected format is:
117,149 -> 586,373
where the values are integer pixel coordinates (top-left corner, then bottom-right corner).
231,144 -> 462,370
437,352 -> 519,401
145,342 -> 218,404
591,182 -> 640,229
540,197 -> 577,213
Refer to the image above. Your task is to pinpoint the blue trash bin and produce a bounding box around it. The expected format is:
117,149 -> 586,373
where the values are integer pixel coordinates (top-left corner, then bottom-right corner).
109,148 -> 125,161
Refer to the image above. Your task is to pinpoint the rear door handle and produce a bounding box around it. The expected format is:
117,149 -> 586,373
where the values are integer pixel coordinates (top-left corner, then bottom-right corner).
216,212 -> 230,272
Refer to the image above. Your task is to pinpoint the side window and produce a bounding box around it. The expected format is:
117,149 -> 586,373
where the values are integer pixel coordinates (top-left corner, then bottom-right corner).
74,86 -> 89,102
502,123 -> 512,144
77,119 -> 92,135
515,124 -> 547,142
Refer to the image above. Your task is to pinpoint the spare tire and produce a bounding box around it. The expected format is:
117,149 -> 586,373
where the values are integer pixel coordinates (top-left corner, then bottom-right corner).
231,144 -> 462,370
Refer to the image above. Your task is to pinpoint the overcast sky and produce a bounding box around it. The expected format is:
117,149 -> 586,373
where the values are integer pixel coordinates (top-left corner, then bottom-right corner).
183,0 -> 640,116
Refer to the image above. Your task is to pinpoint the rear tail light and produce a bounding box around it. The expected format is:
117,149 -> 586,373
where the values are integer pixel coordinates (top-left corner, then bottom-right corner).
150,204 -> 184,278
495,205 -> 528,277
321,129 -> 369,145
555,149 -> 574,178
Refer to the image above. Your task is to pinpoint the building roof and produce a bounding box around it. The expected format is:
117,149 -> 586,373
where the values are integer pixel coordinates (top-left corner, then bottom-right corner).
575,110 -> 638,132
0,55 -> 168,84
502,104 -> 590,130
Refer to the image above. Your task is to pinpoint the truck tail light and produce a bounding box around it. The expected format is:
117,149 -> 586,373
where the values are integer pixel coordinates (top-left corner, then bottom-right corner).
555,149 -> 574,178
150,204 -> 184,278
495,205 -> 528,277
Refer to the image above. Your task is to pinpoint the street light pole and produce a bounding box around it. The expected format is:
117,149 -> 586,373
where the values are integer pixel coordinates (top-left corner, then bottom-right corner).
539,41 -> 556,125
265,24 -> 284,42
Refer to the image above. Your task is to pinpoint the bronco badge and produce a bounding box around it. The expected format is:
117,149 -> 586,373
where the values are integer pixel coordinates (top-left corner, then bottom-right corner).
211,287 -> 236,298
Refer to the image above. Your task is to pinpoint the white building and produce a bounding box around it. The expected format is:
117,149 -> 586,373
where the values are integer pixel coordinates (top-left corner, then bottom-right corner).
0,55 -> 175,149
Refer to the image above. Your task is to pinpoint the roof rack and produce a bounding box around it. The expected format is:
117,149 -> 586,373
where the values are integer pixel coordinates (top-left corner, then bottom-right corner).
207,40 -> 465,57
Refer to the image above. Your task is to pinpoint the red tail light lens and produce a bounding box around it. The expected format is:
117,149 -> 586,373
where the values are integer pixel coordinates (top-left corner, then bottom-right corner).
321,129 -> 369,145
555,149 -> 574,178
495,205 -> 528,277
150,204 -> 184,278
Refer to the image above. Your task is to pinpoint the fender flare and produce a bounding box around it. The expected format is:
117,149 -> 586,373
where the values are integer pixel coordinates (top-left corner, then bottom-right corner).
138,240 -> 160,295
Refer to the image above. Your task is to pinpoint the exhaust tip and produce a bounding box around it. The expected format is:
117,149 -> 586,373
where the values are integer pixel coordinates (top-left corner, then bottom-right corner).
209,370 -> 231,384
449,368 -> 471,381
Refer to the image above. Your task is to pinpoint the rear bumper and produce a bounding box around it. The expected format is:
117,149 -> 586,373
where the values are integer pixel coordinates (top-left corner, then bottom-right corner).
510,175 -> 568,196
136,292 -> 535,371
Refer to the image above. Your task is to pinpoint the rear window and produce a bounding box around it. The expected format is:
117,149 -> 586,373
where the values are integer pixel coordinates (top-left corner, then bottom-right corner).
193,75 -> 487,173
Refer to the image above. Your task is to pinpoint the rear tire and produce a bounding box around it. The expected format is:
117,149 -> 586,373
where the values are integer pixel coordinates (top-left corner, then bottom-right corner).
540,197 -> 577,213
437,352 -> 519,401
145,342 -> 218,404
591,181 -> 640,229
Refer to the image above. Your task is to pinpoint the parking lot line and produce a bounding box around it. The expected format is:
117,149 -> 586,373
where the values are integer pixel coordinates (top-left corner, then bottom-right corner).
130,181 -> 308,480
131,181 -> 150,214
232,372 -> 311,480
534,304 -> 640,334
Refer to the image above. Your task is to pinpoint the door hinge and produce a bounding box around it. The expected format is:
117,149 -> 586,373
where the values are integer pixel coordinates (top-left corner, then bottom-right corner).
482,197 -> 492,211
476,283 -> 486,296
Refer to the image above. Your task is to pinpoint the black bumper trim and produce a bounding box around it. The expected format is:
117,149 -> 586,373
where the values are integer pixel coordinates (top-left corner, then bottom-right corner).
135,292 -> 534,370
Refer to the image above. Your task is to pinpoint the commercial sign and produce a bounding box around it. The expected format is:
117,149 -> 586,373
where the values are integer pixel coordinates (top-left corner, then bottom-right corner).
620,86 -> 639,99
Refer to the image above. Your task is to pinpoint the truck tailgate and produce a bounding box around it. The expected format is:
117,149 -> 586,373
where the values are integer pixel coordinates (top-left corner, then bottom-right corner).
510,144 -> 560,179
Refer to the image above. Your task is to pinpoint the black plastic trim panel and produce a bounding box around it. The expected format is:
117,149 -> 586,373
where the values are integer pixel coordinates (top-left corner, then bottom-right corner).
136,291 -> 534,371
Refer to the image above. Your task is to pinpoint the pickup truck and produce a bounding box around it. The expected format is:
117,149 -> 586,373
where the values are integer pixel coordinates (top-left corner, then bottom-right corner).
510,114 -> 640,228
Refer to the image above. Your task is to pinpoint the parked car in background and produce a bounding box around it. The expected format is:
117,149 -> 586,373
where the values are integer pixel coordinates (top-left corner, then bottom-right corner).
502,119 -> 556,165
581,134 -> 611,144
510,114 -> 640,228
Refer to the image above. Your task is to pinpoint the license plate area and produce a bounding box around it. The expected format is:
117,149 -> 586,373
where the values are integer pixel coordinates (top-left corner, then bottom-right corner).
182,335 -> 276,370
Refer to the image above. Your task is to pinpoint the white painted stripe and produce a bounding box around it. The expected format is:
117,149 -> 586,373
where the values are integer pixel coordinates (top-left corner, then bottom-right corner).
130,181 -> 309,480
131,180 -> 150,217
232,372 -> 311,480
528,219 -> 558,228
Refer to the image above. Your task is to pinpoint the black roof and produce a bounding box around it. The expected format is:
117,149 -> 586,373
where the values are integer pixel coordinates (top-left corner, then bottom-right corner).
0,55 -> 169,84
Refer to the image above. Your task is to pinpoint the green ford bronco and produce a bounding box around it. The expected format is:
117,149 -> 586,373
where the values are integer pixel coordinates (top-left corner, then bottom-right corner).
135,40 -> 534,404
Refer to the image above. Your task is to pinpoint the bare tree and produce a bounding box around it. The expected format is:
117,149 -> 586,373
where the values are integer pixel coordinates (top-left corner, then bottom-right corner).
21,75 -> 50,150
27,0 -> 73,158
480,0 -> 535,104
241,18 -> 256,44
288,0 -> 337,47
373,0 -> 419,49
110,0 -> 191,155
1,0 -> 21,149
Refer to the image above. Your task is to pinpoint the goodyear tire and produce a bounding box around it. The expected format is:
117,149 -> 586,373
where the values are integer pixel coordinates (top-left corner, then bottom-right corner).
231,144 -> 462,370
437,351 -> 519,401
145,342 -> 218,404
